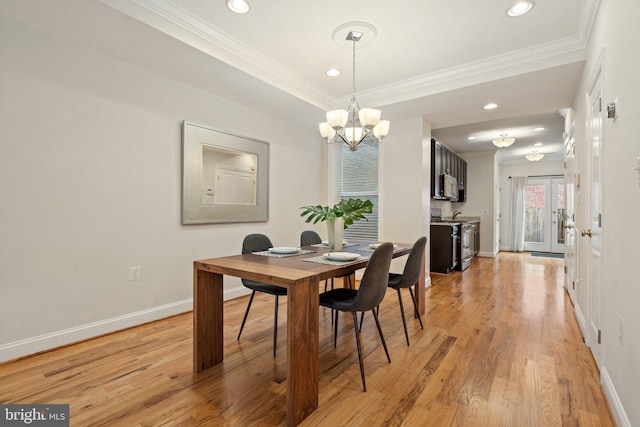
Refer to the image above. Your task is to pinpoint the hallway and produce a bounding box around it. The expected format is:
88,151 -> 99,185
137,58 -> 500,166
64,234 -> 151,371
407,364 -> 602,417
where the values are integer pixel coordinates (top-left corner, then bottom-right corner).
0,252 -> 613,425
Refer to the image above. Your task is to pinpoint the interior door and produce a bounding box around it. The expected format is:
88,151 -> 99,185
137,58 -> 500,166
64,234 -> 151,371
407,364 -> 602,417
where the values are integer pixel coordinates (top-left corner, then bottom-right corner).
585,64 -> 603,367
564,173 -> 577,303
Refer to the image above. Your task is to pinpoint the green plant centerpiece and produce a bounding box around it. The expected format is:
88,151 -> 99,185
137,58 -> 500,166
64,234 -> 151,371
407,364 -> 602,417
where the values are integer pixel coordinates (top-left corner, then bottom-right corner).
300,198 -> 373,250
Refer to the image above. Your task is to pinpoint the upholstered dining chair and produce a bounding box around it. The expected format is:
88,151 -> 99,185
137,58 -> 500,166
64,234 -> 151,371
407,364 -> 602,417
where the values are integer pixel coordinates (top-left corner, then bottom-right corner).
300,230 -> 322,247
237,233 -> 287,356
300,230 -> 335,293
387,236 -> 427,346
319,242 -> 394,392
300,229 -> 353,290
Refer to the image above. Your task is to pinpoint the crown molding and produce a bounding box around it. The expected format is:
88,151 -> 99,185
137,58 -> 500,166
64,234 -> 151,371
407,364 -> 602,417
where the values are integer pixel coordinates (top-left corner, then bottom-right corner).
100,0 -> 336,110
101,0 -> 600,111
351,35 -> 588,108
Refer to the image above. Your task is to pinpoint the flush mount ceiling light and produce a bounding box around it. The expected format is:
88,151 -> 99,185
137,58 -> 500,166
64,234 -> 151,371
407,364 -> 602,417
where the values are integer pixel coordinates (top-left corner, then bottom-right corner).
493,133 -> 515,148
325,68 -> 341,77
507,1 -> 534,17
483,103 -> 498,110
226,0 -> 249,14
525,151 -> 544,161
319,27 -> 390,151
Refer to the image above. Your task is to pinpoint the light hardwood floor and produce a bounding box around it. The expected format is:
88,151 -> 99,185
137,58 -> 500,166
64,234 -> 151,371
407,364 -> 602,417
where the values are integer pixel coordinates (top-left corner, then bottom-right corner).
0,252 -> 614,426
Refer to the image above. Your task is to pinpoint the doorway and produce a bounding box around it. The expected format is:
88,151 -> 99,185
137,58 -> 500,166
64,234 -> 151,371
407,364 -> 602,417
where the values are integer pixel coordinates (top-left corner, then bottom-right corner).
524,177 -> 565,253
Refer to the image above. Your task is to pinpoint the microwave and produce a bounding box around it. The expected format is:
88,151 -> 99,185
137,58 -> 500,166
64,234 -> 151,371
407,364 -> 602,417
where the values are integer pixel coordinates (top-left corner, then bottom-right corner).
441,174 -> 458,200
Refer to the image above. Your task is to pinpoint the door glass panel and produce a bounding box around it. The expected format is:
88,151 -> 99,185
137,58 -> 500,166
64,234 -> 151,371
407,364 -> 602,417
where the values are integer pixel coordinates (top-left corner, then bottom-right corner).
556,183 -> 565,244
525,184 -> 546,243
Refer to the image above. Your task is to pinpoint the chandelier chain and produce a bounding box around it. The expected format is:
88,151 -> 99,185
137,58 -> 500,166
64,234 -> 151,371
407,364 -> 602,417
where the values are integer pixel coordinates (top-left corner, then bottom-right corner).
352,38 -> 356,96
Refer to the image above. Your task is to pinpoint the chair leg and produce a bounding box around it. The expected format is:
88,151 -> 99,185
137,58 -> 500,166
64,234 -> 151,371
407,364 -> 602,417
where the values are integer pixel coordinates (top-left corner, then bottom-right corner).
371,309 -> 391,363
352,312 -> 367,392
397,288 -> 410,346
273,295 -> 279,357
408,287 -> 424,329
237,291 -> 256,340
333,309 -> 339,348
358,304 -> 378,331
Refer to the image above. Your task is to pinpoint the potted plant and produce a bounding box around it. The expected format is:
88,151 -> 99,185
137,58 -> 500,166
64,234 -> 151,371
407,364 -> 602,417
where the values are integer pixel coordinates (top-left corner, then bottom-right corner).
300,198 -> 374,250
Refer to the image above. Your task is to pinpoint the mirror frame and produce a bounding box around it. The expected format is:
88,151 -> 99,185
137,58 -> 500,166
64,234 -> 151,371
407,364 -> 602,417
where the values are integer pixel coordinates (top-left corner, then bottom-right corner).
182,121 -> 269,224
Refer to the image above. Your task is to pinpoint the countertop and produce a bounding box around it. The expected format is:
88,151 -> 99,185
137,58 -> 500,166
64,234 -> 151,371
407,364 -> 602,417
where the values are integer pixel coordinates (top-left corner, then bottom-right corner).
430,216 -> 480,225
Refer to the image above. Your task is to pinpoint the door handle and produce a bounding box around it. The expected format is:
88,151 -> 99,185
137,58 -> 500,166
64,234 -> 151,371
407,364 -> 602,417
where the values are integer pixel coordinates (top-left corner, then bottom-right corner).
565,224 -> 574,229
581,229 -> 592,237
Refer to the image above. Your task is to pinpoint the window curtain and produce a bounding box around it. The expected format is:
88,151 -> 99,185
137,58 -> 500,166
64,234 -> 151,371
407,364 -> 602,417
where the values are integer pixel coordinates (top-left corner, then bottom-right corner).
510,176 -> 527,252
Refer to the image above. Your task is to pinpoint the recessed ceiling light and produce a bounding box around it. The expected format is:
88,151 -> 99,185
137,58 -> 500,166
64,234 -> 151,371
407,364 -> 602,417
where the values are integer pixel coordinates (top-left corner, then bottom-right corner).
467,136 -> 476,140
534,142 -> 543,146
507,1 -> 534,17
483,103 -> 498,110
534,127 -> 545,131
325,68 -> 341,77
226,0 -> 250,14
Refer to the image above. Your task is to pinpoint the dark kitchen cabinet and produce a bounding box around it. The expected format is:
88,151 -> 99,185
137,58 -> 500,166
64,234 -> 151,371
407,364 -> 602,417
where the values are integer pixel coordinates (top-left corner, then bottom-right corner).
431,139 -> 467,201
431,139 -> 443,198
430,223 -> 459,274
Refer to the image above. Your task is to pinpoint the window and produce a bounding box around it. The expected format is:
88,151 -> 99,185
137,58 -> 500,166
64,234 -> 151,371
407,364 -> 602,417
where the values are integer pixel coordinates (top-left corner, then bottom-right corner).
336,143 -> 379,240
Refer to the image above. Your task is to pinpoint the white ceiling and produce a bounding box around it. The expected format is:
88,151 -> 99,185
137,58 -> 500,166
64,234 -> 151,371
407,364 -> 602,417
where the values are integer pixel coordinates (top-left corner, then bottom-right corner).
0,0 -> 599,162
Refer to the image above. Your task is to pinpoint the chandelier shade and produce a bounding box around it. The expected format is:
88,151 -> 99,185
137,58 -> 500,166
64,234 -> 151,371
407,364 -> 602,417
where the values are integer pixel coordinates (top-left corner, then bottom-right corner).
319,29 -> 389,151
492,134 -> 515,148
525,151 -> 544,161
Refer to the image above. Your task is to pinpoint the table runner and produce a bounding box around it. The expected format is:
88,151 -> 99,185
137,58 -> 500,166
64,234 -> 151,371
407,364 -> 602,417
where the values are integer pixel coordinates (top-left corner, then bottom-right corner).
252,249 -> 315,258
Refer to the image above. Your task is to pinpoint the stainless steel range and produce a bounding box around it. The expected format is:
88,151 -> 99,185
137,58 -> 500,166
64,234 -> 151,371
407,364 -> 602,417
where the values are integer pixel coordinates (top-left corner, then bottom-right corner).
457,223 -> 472,271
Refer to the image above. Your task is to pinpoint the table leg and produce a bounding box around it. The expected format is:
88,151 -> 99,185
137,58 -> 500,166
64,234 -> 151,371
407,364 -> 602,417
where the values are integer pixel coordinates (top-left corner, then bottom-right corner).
286,276 -> 319,426
193,266 -> 224,372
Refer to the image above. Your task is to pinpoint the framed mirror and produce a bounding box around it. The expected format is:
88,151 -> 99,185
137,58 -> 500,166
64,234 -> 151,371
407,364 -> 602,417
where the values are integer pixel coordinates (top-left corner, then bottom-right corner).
182,121 -> 269,224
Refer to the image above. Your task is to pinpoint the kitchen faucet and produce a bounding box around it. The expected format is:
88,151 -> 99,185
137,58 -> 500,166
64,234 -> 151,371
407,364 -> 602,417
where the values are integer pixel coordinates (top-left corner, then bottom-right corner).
453,210 -> 462,219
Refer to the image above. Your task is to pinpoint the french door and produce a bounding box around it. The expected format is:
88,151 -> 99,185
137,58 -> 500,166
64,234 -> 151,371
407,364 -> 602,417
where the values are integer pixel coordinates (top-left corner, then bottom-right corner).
524,177 -> 565,253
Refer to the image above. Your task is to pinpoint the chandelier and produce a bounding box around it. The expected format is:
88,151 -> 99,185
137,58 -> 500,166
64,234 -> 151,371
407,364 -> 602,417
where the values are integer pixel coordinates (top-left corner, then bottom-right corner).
525,151 -> 544,161
319,31 -> 390,151
492,133 -> 515,148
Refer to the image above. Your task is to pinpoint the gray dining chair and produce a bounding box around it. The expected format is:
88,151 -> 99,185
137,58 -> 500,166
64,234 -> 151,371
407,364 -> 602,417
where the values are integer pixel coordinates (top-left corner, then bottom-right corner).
300,230 -> 335,293
319,242 -> 394,392
237,233 -> 287,356
300,229 -> 353,290
387,236 -> 427,346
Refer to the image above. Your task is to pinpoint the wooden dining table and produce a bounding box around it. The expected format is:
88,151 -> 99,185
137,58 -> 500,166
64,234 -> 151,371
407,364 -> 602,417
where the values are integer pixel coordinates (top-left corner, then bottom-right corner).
192,241 -> 425,426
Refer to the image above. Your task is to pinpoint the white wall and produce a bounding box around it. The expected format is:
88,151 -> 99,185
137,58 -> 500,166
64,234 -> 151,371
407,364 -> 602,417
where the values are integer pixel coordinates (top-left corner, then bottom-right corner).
0,18 -> 326,361
380,116 -> 431,278
570,1 -> 640,425
458,151 -> 498,256
498,160 -> 564,251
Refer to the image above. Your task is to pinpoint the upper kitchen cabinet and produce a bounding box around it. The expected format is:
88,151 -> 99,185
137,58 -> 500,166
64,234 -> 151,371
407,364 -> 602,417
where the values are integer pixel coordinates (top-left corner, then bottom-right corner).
431,139 -> 467,202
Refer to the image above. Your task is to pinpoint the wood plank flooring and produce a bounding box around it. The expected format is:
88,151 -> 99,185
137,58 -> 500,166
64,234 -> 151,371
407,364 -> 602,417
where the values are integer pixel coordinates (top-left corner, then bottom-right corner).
0,252 -> 614,426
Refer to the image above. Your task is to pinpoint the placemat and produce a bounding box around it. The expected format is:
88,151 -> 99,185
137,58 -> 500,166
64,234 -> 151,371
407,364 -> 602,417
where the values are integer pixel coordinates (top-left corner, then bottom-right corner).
360,245 -> 408,253
252,249 -> 315,258
302,255 -> 365,266
311,242 -> 359,248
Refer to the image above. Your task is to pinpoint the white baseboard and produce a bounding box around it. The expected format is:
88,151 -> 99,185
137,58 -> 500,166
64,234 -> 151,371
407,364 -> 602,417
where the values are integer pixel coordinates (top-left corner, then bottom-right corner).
601,367 -> 632,427
0,285 -> 258,364
477,251 -> 496,257
574,302 -> 586,338
0,299 -> 194,363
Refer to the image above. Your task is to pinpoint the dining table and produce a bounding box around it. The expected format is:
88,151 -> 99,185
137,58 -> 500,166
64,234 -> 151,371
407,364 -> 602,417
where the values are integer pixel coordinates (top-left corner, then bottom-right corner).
192,240 -> 425,426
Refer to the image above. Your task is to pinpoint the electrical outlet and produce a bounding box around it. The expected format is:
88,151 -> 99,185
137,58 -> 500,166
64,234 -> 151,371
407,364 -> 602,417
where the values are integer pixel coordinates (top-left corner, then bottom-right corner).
130,266 -> 141,281
617,316 -> 624,345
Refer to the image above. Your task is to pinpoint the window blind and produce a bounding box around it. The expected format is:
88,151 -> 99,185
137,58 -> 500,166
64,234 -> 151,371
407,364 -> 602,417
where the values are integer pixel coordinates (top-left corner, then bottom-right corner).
335,143 -> 379,241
